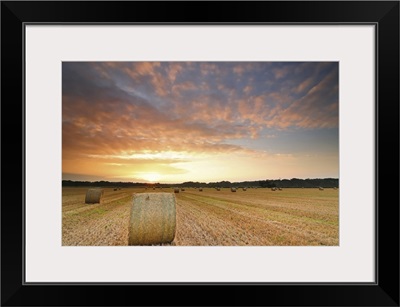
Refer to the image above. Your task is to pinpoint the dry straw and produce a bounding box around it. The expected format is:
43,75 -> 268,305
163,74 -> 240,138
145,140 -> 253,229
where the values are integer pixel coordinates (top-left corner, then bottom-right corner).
129,193 -> 176,245
85,188 -> 104,204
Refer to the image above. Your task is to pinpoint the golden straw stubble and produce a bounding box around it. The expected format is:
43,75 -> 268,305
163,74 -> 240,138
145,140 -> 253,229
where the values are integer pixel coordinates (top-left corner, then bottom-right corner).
129,193 -> 176,245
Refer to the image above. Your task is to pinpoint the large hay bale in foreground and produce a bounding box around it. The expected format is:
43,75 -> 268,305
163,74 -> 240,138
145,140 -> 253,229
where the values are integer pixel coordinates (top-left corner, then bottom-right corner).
129,193 -> 176,245
85,188 -> 104,204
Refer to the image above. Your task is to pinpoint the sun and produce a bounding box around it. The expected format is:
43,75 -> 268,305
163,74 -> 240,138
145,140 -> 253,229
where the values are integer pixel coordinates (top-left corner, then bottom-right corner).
141,172 -> 162,182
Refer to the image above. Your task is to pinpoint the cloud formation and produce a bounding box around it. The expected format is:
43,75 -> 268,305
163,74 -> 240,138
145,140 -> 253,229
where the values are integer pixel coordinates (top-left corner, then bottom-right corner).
62,62 -> 338,181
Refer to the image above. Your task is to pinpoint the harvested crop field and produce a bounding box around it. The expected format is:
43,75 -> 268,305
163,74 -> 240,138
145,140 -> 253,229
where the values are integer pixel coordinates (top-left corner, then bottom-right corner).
62,187 -> 339,246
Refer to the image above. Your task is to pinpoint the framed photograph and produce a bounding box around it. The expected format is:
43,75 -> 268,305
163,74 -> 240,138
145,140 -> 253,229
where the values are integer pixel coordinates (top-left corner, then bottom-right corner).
2,1 -> 399,306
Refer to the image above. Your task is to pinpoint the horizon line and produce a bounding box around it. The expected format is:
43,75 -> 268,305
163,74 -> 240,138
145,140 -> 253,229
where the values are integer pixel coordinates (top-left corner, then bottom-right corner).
62,177 -> 339,185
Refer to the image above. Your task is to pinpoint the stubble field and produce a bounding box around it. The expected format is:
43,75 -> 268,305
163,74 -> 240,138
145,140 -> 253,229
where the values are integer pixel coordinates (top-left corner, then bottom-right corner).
62,187 -> 338,246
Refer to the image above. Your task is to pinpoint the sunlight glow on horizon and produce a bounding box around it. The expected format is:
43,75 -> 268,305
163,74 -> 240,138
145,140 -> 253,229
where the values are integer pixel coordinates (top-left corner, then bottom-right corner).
139,172 -> 162,182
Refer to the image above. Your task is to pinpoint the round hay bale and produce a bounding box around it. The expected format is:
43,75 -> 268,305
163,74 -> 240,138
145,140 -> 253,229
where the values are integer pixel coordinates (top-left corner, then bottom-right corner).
242,188 -> 247,191
85,188 -> 104,204
319,187 -> 324,191
113,188 -> 117,191
278,187 -> 282,191
129,193 -> 176,245
271,187 -> 276,191
231,187 -> 236,192
216,188 -> 220,191
199,188 -> 203,192
174,188 -> 180,193
181,188 -> 185,191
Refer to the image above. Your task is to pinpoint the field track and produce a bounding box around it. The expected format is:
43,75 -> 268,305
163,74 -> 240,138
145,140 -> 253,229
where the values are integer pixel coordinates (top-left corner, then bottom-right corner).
62,187 -> 339,246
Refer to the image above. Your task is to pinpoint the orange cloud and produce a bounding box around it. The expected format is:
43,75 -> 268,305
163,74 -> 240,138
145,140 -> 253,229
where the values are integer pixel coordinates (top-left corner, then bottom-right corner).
273,66 -> 289,79
294,77 -> 314,94
167,63 -> 183,83
172,81 -> 197,93
243,85 -> 252,95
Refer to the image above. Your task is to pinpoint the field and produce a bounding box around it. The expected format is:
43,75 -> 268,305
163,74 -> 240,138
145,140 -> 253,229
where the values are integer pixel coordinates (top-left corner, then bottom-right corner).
62,187 -> 338,246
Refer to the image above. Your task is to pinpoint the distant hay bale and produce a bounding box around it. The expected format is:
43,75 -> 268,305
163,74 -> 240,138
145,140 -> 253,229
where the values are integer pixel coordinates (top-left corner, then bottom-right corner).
216,188 -> 220,191
85,188 -> 104,204
128,193 -> 176,245
181,188 -> 185,191
242,188 -> 247,191
278,187 -> 282,191
231,187 -> 236,192
113,188 -> 117,191
174,188 -> 180,193
319,187 -> 324,190
199,188 -> 203,191
333,187 -> 337,190
271,187 -> 276,191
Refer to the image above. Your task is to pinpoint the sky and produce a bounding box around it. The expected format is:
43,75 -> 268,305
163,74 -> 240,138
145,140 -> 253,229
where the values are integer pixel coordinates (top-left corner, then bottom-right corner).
62,62 -> 339,183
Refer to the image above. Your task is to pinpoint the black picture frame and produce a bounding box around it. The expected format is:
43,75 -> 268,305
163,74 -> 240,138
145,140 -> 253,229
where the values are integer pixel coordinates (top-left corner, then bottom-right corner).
1,1 -> 399,306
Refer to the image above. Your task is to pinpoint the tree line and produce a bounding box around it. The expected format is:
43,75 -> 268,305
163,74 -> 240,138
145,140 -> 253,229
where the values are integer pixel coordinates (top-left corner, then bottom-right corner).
62,178 -> 338,188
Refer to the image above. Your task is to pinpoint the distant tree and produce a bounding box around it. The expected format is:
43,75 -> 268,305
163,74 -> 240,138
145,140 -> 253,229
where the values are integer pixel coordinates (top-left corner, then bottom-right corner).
62,178 -> 338,188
